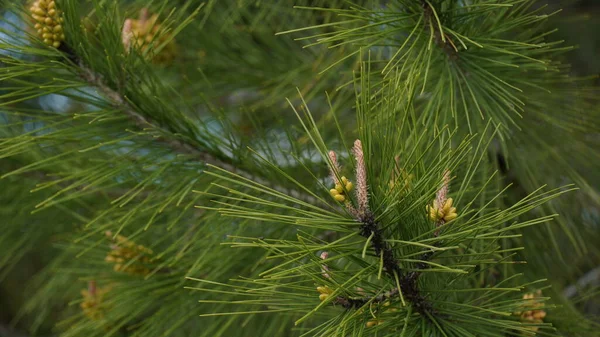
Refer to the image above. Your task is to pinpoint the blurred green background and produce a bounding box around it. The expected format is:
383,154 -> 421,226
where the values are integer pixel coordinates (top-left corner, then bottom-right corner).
0,0 -> 599,336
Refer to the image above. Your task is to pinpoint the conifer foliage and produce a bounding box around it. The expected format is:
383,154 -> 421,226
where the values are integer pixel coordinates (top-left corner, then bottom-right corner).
0,1 -> 599,336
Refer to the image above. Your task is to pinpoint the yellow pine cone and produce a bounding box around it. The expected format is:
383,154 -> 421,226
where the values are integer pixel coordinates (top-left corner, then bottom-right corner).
329,176 -> 352,203
124,11 -> 176,64
105,232 -> 153,276
426,198 -> 458,222
517,290 -> 546,334
364,301 -> 396,327
80,285 -> 110,321
383,300 -> 399,312
317,286 -> 333,301
366,319 -> 383,328
30,0 -> 65,48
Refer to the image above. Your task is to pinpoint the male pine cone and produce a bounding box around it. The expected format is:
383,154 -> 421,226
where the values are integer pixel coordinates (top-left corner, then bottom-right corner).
30,0 -> 65,48
122,9 -> 176,64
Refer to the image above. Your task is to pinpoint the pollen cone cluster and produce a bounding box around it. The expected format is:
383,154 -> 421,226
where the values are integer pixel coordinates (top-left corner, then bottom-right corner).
317,286 -> 333,301
105,231 -> 154,276
122,9 -> 176,64
427,197 -> 457,222
329,176 -> 353,202
516,290 -> 547,334
30,0 -> 65,48
80,282 -> 111,321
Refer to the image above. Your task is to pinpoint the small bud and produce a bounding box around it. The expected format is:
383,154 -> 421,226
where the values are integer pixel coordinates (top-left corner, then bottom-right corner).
317,286 -> 333,301
442,198 -> 453,213
366,319 -> 383,328
345,181 -> 353,191
317,286 -> 332,294
334,194 -> 346,202
444,211 -> 457,221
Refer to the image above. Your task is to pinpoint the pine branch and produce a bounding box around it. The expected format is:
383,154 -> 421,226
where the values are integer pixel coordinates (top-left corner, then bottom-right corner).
1,159 -> 203,214
57,47 -> 318,205
77,64 -> 237,170
354,211 -> 432,315
329,140 -> 433,315
421,0 -> 458,59
332,288 -> 399,309
358,212 -> 401,278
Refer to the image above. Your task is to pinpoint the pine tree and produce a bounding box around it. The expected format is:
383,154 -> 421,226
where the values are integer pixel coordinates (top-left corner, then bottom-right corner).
0,1 -> 599,336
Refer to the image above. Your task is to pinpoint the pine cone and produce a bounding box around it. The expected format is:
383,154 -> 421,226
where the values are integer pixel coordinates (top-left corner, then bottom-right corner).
122,9 -> 177,64
80,282 -> 111,321
30,0 -> 65,48
105,231 -> 154,276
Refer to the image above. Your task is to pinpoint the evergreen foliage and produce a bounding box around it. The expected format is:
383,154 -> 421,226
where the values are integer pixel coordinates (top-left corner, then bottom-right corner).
0,0 -> 598,336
